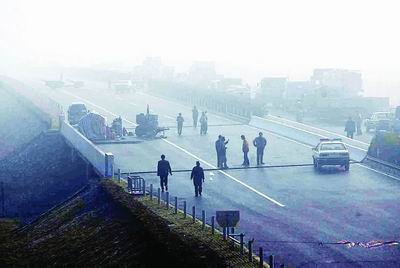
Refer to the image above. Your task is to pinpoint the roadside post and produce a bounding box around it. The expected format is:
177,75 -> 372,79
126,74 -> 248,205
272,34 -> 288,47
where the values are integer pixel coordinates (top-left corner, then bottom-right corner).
192,206 -> 196,223
117,168 -> 121,183
157,188 -> 161,205
166,192 -> 169,208
202,210 -> 206,229
174,197 -> 178,214
259,248 -> 264,268
150,184 -> 153,200
211,216 -> 215,235
269,254 -> 275,268
183,201 -> 187,218
248,240 -> 254,262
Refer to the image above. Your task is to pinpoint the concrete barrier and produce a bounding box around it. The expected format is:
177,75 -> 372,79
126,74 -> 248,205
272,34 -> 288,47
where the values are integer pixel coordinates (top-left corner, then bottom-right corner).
249,115 -> 368,162
60,120 -> 114,177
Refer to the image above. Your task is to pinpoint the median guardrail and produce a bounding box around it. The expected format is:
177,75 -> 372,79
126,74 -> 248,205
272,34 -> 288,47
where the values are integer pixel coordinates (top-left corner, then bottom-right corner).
249,115 -> 368,162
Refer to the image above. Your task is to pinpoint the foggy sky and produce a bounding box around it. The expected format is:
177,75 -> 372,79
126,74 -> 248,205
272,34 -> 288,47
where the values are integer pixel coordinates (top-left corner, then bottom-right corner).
1,0 -> 400,103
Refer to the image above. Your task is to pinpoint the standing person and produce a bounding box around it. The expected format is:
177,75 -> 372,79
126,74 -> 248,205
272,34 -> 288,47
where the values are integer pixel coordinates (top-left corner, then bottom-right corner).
203,111 -> 208,134
191,161 -> 205,197
215,135 -> 222,168
220,136 -> 229,169
192,106 -> 199,127
355,112 -> 363,136
253,132 -> 267,165
199,112 -> 207,135
345,116 -> 356,139
157,154 -> 172,192
241,135 -> 250,166
176,113 -> 184,135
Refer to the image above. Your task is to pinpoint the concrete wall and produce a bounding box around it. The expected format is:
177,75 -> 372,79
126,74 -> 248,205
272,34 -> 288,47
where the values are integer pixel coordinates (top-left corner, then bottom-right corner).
60,120 -> 114,177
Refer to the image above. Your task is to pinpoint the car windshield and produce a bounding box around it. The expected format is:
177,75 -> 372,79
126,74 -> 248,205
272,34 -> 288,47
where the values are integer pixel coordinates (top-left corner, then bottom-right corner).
374,113 -> 392,120
70,104 -> 86,113
320,143 -> 346,151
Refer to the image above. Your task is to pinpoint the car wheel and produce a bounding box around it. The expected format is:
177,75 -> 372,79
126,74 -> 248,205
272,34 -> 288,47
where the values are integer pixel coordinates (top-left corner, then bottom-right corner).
345,162 -> 350,171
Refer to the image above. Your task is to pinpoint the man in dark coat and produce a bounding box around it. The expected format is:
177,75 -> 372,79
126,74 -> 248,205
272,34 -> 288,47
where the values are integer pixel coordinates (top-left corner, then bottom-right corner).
215,135 -> 222,168
192,106 -> 199,127
191,161 -> 205,197
157,154 -> 172,192
345,116 -> 356,139
253,132 -> 267,165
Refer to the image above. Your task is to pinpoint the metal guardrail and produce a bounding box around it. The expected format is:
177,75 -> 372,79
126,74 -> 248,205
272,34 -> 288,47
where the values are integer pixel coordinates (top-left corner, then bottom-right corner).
365,155 -> 400,171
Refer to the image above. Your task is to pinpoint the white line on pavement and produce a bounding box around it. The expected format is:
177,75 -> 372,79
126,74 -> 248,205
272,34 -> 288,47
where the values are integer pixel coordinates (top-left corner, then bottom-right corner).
259,117 -> 368,152
61,90 -> 285,207
269,114 -> 370,146
164,115 -> 175,120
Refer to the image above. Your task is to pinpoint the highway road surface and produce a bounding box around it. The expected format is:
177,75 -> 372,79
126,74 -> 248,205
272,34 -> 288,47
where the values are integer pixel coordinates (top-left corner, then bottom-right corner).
38,81 -> 400,267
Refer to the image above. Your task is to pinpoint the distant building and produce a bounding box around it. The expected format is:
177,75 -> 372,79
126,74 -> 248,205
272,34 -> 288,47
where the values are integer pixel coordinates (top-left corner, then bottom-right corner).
286,81 -> 312,100
310,69 -> 362,96
259,77 -> 287,99
188,61 -> 217,86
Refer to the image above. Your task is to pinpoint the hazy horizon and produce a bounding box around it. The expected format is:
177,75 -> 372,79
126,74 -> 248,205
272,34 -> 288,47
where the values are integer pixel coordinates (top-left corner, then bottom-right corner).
1,0 -> 400,104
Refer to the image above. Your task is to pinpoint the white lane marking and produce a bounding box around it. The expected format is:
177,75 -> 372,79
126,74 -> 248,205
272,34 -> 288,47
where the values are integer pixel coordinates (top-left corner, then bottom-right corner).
162,138 -> 285,207
61,90 -> 285,207
356,163 -> 400,181
259,117 -> 368,152
164,115 -> 175,120
269,114 -> 370,146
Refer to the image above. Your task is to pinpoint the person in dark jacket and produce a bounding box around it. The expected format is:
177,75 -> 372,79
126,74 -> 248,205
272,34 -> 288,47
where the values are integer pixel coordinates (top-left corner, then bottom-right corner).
157,154 -> 172,192
220,136 -> 229,169
191,161 -> 205,197
176,113 -> 184,135
253,132 -> 267,165
192,106 -> 199,127
345,116 -> 356,139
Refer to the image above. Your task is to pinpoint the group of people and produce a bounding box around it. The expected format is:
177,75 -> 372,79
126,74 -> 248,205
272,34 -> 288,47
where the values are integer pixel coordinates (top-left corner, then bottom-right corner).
344,113 -> 363,139
157,155 -> 204,197
215,132 -> 268,168
176,106 -> 208,136
156,132 -> 268,197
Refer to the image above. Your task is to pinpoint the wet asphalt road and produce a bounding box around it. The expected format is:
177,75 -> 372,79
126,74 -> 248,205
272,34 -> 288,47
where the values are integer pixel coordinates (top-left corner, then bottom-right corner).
39,82 -> 400,267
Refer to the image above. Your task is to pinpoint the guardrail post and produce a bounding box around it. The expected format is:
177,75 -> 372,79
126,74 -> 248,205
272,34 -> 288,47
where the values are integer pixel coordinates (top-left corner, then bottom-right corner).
211,216 -> 215,235
117,168 -> 121,183
183,201 -> 187,218
192,206 -> 196,223
150,184 -> 153,200
223,227 -> 227,240
174,197 -> 178,214
157,188 -> 161,205
259,247 -> 264,268
202,210 -> 206,229
127,177 -> 132,193
248,240 -> 253,262
240,233 -> 244,256
142,180 -> 146,196
269,254 -> 275,268
166,192 -> 169,209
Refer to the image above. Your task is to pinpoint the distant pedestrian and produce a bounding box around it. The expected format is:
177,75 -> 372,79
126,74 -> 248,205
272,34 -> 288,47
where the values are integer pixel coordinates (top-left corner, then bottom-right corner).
191,161 -> 205,197
355,112 -> 363,136
241,135 -> 250,166
220,136 -> 229,169
345,116 -> 356,139
157,154 -> 172,192
176,113 -> 184,135
199,112 -> 208,135
192,106 -> 199,127
253,132 -> 267,165
215,135 -> 222,167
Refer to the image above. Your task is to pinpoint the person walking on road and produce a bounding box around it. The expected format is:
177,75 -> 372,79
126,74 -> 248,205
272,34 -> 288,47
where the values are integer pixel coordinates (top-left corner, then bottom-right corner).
355,112 -> 363,136
199,112 -> 208,135
345,116 -> 356,139
253,132 -> 267,165
191,161 -> 205,197
176,113 -> 184,135
192,106 -> 199,127
215,135 -> 222,168
157,154 -> 172,192
241,135 -> 250,167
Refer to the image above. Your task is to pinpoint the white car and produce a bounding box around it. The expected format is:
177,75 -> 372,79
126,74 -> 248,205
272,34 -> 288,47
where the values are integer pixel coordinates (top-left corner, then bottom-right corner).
312,139 -> 350,171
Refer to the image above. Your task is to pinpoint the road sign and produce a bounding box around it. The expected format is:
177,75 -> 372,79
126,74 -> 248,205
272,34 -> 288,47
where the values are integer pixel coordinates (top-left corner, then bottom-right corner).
216,210 -> 240,228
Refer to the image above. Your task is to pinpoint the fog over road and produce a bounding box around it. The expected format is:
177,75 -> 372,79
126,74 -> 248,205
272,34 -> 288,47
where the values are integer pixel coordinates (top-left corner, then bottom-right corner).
38,82 -> 400,267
